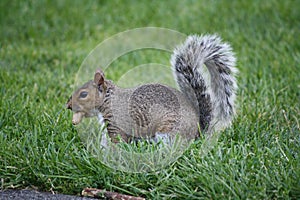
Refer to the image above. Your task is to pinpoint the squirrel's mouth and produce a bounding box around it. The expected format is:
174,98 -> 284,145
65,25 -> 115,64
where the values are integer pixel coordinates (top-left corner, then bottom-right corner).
72,112 -> 84,125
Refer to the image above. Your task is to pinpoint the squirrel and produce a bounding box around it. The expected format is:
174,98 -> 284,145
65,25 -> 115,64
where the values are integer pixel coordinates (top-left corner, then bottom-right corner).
66,34 -> 238,144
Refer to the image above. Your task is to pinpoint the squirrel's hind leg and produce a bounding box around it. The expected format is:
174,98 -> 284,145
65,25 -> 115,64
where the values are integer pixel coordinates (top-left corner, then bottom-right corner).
152,132 -> 172,145
129,133 -> 171,145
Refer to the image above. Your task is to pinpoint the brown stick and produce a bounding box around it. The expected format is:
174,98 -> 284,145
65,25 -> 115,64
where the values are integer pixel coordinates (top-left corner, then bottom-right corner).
82,188 -> 146,200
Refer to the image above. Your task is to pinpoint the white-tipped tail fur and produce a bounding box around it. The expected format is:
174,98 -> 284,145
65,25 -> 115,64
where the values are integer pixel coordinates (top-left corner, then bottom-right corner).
171,34 -> 238,133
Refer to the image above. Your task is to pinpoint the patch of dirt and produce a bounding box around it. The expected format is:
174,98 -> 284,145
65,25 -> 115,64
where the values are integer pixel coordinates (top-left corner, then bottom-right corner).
0,189 -> 93,200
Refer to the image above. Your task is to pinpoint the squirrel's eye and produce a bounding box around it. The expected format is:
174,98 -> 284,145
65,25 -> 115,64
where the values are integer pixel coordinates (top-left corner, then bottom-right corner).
79,91 -> 88,98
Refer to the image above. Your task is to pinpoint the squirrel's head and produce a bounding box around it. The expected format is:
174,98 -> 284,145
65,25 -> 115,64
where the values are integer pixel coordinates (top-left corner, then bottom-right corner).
66,69 -> 107,125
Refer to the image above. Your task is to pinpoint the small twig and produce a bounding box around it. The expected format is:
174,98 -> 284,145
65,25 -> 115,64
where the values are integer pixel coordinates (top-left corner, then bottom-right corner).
82,188 -> 145,200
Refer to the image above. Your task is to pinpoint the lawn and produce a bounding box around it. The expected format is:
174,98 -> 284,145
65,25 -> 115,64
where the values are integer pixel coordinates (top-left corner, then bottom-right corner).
0,0 -> 299,199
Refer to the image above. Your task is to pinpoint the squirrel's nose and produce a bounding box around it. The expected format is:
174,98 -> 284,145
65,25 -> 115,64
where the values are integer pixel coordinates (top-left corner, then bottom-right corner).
66,101 -> 72,109
66,96 -> 72,109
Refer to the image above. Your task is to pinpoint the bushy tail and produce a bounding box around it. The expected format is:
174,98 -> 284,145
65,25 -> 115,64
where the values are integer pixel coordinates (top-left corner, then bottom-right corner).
171,34 -> 238,133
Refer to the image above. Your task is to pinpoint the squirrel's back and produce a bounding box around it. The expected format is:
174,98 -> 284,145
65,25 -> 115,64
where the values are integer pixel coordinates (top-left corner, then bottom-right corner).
110,83 -> 199,140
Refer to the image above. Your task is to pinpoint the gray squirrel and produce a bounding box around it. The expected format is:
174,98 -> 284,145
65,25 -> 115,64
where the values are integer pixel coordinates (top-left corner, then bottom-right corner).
66,34 -> 238,143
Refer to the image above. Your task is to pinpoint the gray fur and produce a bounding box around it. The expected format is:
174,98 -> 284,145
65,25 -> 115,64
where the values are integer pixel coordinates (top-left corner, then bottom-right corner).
67,34 -> 238,143
171,34 -> 237,133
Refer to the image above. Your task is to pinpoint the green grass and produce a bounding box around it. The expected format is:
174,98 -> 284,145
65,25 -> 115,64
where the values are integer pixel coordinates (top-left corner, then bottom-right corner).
1,0 -> 299,199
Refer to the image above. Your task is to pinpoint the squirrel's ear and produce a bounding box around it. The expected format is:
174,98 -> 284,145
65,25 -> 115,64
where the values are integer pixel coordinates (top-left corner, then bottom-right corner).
94,69 -> 105,86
